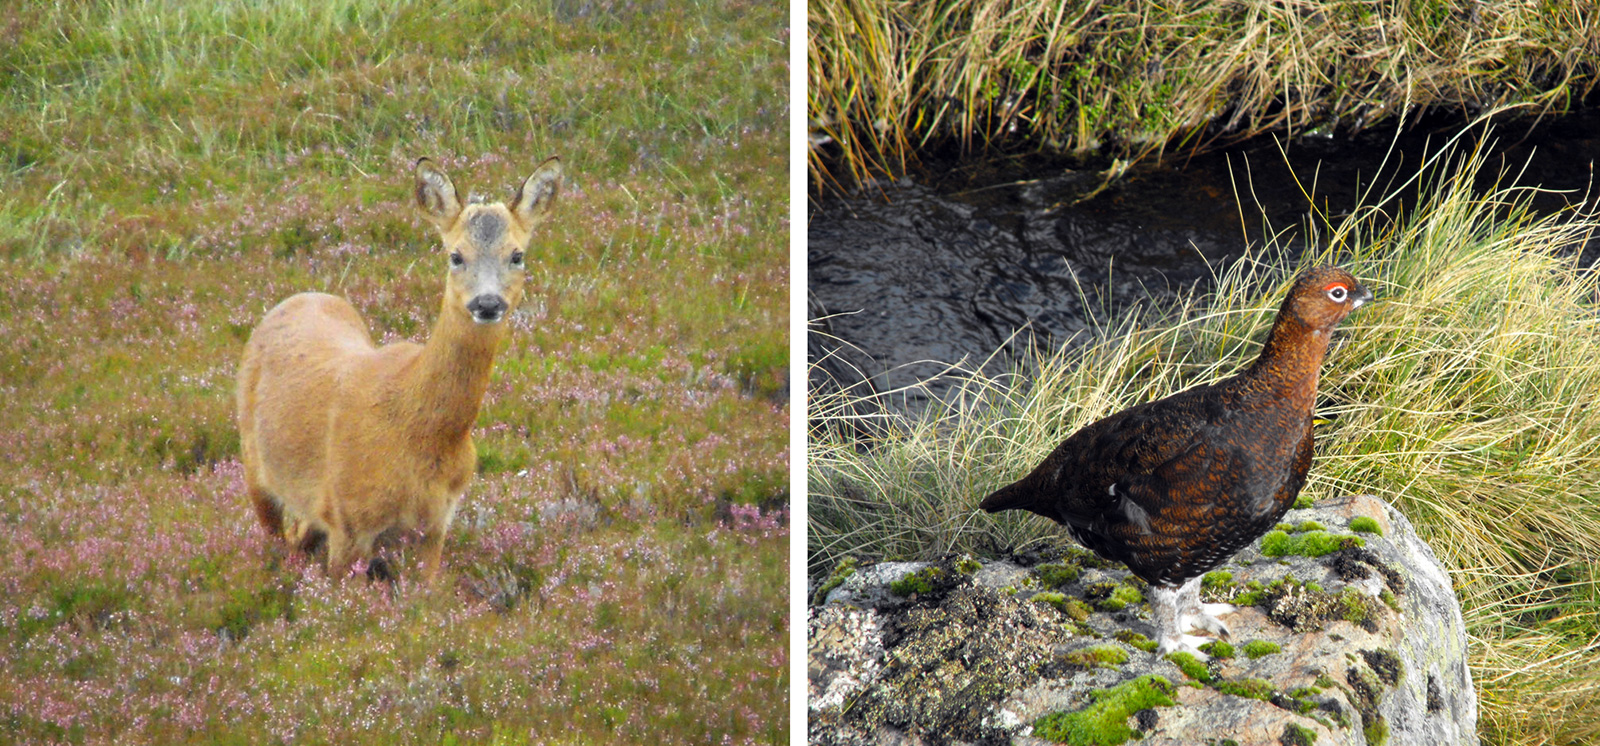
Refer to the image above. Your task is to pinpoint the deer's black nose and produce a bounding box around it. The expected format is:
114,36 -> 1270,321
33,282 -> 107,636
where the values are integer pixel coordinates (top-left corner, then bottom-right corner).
467,294 -> 506,323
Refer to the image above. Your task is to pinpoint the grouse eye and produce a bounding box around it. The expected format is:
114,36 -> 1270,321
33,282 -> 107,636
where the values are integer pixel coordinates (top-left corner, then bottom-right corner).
449,251 -> 465,268
510,250 -> 524,267
1326,285 -> 1348,303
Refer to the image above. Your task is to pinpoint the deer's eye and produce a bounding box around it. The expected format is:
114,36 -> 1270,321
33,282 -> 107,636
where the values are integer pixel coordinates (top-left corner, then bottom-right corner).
510,250 -> 524,267
450,252 -> 465,268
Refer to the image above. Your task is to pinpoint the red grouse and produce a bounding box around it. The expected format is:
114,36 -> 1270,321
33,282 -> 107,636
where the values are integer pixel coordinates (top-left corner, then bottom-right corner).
979,266 -> 1373,657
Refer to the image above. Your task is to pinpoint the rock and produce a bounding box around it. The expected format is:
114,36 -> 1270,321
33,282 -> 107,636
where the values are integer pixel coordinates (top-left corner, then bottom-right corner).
808,495 -> 1478,745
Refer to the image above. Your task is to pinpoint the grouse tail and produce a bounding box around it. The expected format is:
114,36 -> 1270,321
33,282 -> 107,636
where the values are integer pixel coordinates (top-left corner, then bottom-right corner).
978,479 -> 1031,513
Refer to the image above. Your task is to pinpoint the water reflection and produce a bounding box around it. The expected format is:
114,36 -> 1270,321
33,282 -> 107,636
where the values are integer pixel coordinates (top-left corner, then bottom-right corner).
809,116 -> 1600,413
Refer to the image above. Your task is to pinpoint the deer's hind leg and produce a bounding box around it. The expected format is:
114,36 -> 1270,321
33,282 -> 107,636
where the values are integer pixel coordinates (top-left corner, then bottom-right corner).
240,424 -> 282,540
248,486 -> 284,538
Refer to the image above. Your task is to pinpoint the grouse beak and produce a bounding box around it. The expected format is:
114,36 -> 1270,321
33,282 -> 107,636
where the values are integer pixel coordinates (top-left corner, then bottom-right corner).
1350,284 -> 1376,310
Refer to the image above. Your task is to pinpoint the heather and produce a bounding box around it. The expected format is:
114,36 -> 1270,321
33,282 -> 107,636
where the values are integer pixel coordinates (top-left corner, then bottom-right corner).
808,0 -> 1600,186
810,140 -> 1600,744
0,1 -> 788,744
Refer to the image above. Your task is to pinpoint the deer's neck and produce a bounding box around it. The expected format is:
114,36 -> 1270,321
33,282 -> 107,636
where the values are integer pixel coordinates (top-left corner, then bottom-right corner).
408,298 -> 506,450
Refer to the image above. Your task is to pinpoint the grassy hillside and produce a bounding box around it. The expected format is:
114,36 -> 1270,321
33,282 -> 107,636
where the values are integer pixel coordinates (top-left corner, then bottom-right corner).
0,1 -> 789,743
810,141 -> 1600,745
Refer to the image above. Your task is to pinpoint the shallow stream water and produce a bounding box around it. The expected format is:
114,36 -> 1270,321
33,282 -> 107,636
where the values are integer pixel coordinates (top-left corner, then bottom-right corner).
808,113 -> 1600,412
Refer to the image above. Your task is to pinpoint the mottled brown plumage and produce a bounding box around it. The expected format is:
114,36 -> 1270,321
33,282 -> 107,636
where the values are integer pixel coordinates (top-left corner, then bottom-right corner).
980,266 -> 1373,656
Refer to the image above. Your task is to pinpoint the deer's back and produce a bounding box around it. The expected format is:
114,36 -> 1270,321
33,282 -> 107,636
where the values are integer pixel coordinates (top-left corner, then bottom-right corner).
238,292 -> 380,504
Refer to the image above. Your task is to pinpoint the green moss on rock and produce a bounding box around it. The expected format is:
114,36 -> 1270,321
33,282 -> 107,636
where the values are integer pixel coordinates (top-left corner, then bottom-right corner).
1232,580 -> 1267,607
1242,640 -> 1281,659
1261,530 -> 1366,558
1114,630 -> 1159,653
1347,663 -> 1392,746
1348,516 -> 1382,535
1032,676 -> 1177,745
1365,716 -> 1390,746
1281,722 -> 1318,745
1339,588 -> 1377,627
1249,575 -> 1385,632
1361,649 -> 1404,687
1033,592 -> 1096,624
838,583 -> 1094,742
1062,645 -> 1130,669
1035,561 -> 1083,588
1285,687 -> 1322,714
1166,651 -> 1214,683
1199,640 -> 1234,659
1259,530 -> 1292,555
1033,591 -> 1071,612
1214,677 -> 1274,701
1202,570 -> 1234,593
890,566 -> 948,596
813,557 -> 859,604
1097,583 -> 1144,612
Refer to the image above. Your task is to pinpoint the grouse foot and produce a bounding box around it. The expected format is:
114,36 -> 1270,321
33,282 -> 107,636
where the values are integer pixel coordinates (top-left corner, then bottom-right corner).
1178,574 -> 1234,638
1150,575 -> 1236,659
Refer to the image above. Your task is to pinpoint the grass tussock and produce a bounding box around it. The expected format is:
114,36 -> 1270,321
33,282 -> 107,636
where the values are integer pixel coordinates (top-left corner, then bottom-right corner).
809,138 -> 1600,744
807,0 -> 1600,187
0,0 -> 787,743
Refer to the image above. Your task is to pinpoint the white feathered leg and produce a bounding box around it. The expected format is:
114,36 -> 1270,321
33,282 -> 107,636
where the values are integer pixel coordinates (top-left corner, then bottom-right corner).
1149,584 -> 1213,658
1177,574 -> 1235,639
1150,576 -> 1236,659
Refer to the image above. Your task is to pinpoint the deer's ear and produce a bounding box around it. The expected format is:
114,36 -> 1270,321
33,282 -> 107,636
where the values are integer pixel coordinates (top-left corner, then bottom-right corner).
511,156 -> 562,229
414,157 -> 463,230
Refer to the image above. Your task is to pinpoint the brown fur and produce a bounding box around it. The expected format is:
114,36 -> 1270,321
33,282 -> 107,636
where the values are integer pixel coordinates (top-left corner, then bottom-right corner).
236,156 -> 562,582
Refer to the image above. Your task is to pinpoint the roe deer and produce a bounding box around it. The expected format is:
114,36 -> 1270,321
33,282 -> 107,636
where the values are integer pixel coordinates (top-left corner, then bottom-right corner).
236,156 -> 562,583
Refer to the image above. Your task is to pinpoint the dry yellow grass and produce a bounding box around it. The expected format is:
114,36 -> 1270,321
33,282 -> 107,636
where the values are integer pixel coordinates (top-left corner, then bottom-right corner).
809,0 -> 1600,187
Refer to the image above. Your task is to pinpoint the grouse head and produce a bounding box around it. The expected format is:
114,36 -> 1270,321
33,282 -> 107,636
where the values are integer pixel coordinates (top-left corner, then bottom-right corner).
1281,265 -> 1374,333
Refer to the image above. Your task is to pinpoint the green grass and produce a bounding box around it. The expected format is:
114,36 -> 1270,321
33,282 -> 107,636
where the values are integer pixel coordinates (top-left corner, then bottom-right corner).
0,1 -> 787,743
808,135 -> 1600,744
808,0 -> 1600,187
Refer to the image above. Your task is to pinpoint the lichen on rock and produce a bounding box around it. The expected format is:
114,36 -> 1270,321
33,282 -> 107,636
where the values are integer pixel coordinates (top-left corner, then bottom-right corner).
808,495 -> 1478,745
